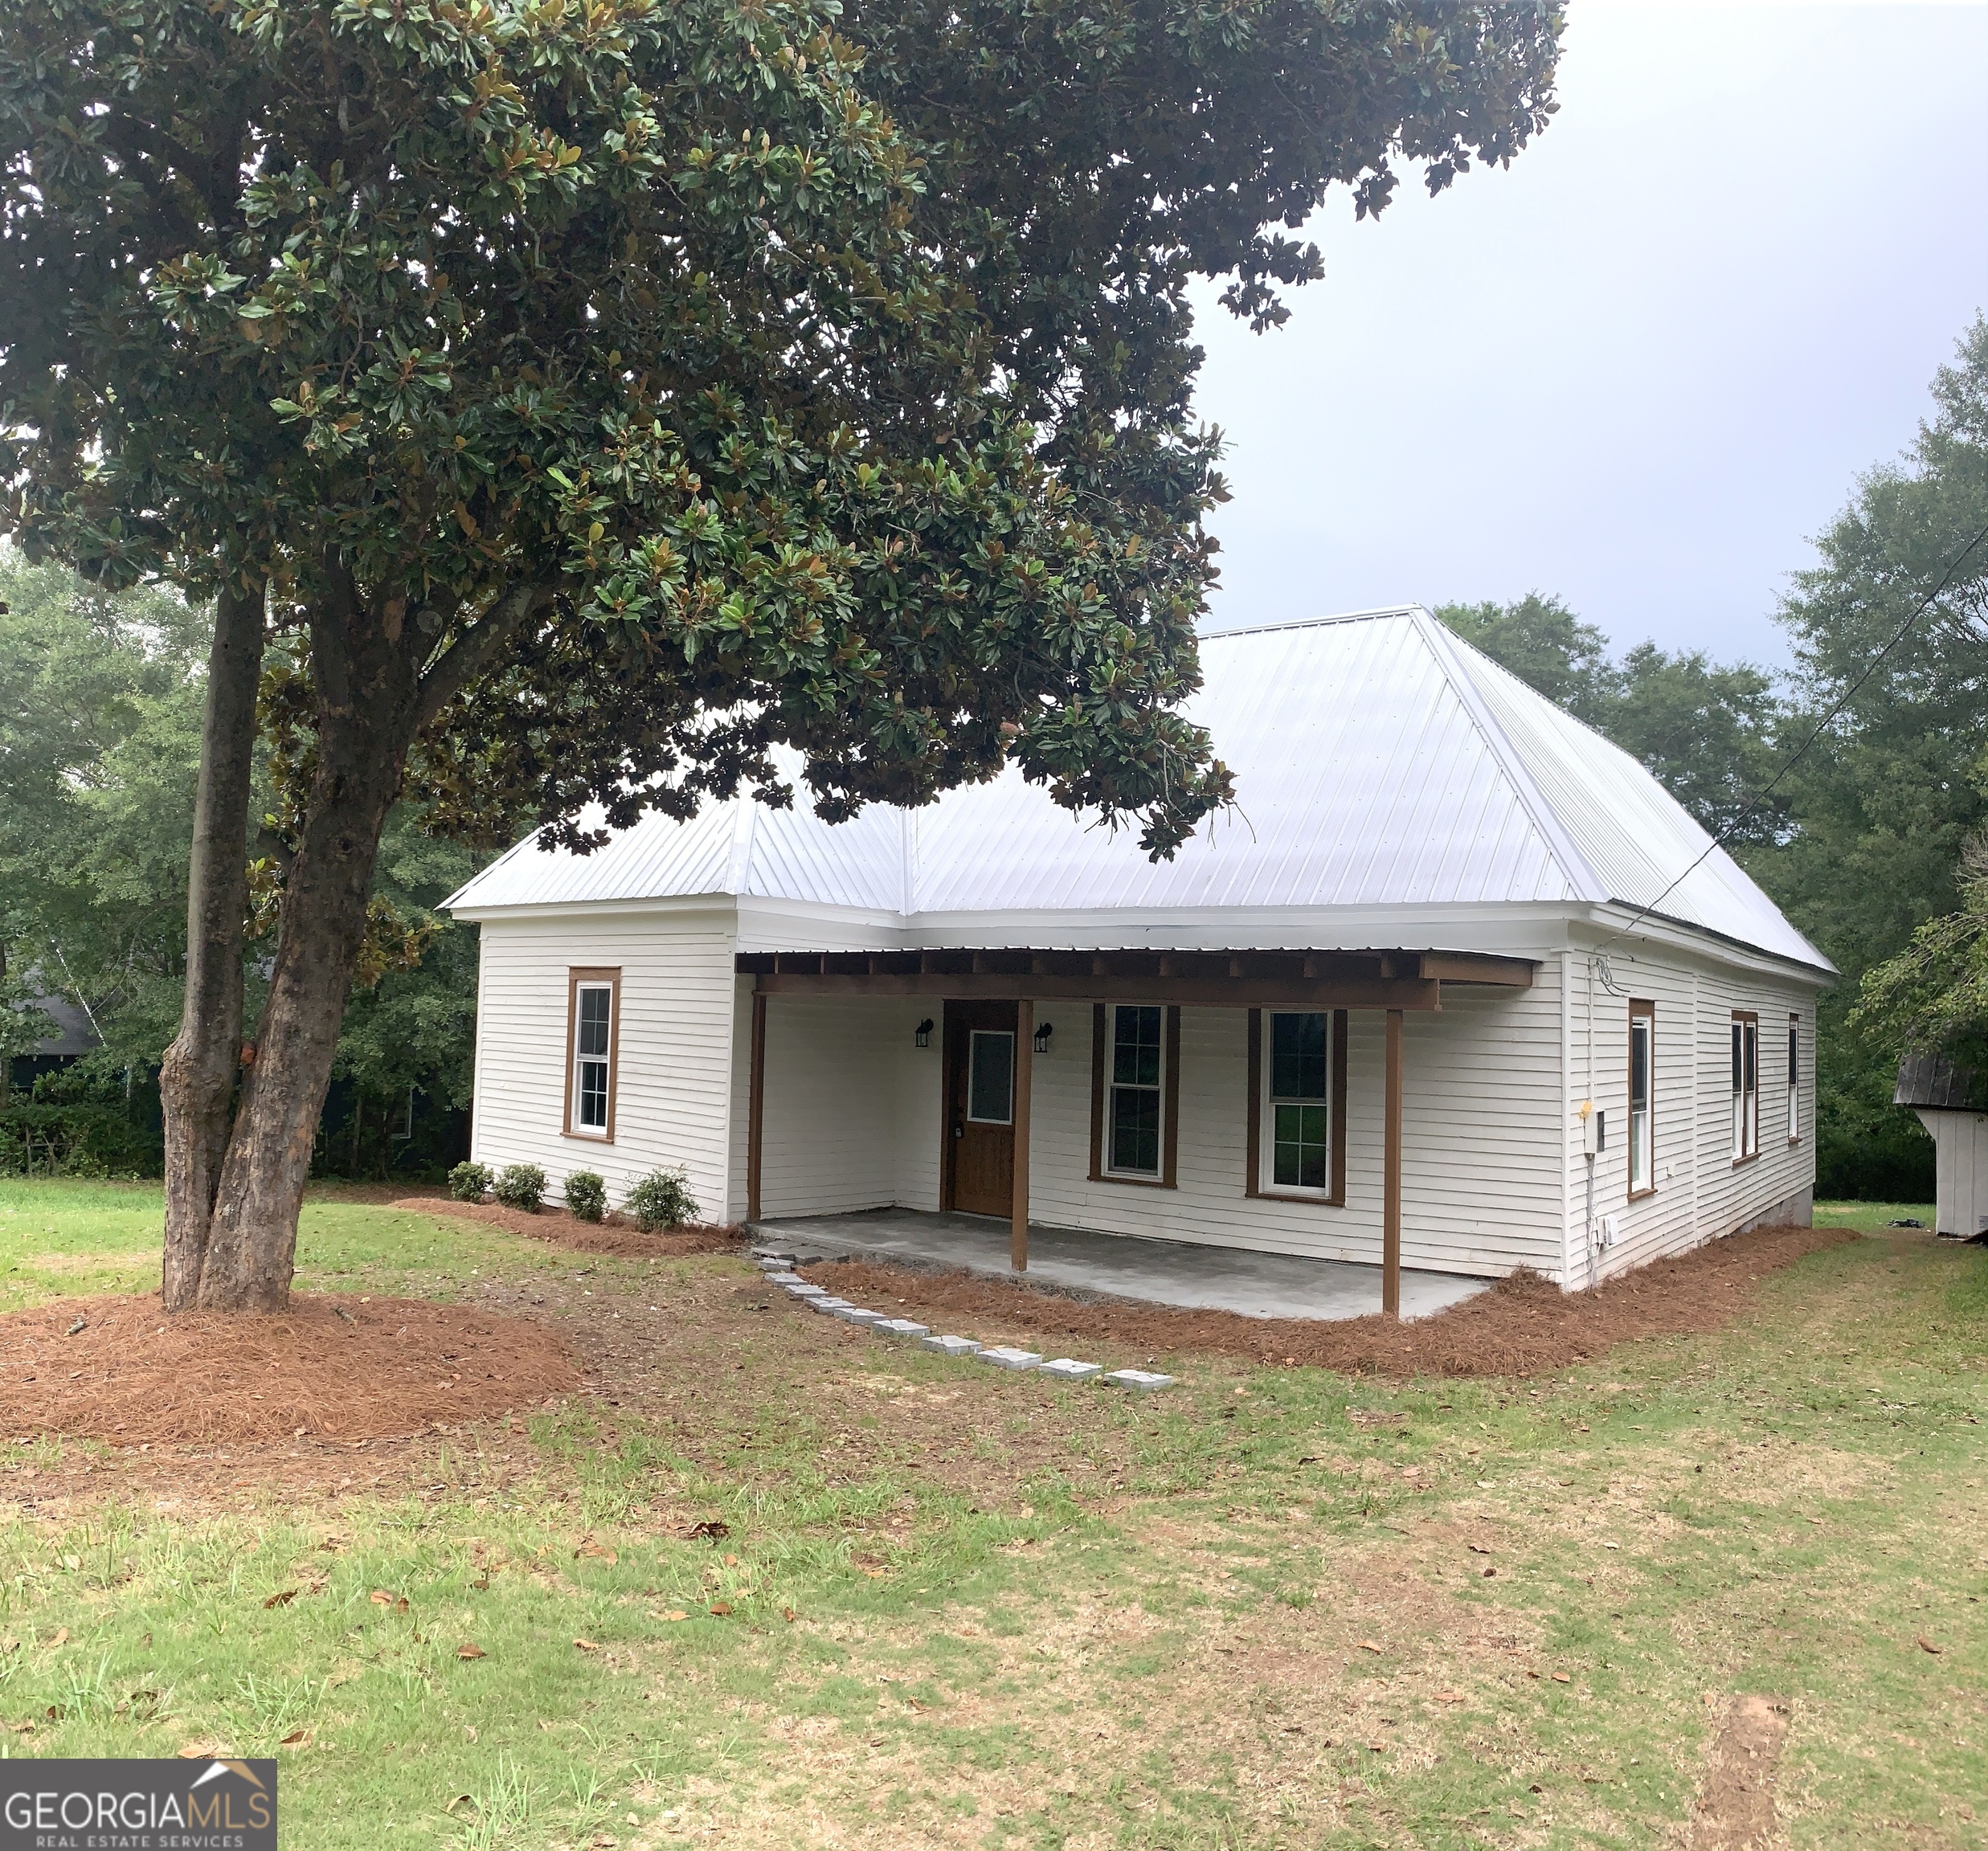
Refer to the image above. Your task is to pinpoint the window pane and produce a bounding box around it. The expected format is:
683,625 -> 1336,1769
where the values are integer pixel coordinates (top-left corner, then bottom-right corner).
1732,1022 -> 1743,1091
1743,1024 -> 1757,1093
1110,1084 -> 1160,1175
1788,1019 -> 1799,1085
578,1057 -> 608,1128
1112,1006 -> 1163,1089
578,986 -> 611,1057
967,1032 -> 1013,1123
1270,1012 -> 1328,1101
1272,1101 -> 1328,1191
1630,1019 -> 1650,1110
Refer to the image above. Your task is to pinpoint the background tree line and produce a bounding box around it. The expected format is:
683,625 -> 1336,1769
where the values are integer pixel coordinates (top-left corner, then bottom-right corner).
9,315 -> 1986,1198
0,551 -> 485,1179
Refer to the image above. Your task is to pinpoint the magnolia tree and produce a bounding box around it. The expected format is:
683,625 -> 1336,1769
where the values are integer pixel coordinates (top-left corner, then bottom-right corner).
0,0 -> 1560,1310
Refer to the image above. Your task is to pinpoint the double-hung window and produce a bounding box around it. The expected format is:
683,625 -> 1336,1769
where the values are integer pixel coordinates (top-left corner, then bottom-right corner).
1787,1013 -> 1801,1142
1731,1011 -> 1758,1162
1105,1004 -> 1165,1178
567,969 -> 620,1138
1263,1011 -> 1331,1195
1628,1002 -> 1655,1198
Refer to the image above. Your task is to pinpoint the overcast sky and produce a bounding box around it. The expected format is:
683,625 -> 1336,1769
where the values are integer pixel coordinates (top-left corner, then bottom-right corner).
1189,2 -> 1988,668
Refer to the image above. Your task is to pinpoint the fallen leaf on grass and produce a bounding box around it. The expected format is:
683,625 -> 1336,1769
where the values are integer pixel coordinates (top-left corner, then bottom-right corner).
444,1795 -> 473,1815
264,1590 -> 297,1609
661,1611 -> 689,1624
369,1591 -> 408,1613
1434,1690 -> 1466,1705
575,1538 -> 618,1564
574,1637 -> 601,1652
279,1728 -> 309,1747
47,1628 -> 67,1649
456,1644 -> 486,1661
685,1520 -> 730,1542
781,1608 -> 796,1624
708,1602 -> 734,1617
1357,1641 -> 1384,1654
1466,1543 -> 1492,1555
177,1743 -> 222,1759
1551,1673 -> 1571,1684
1918,1636 -> 1944,1655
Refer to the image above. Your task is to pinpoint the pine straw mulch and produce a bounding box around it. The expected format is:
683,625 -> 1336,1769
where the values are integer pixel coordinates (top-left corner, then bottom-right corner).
387,1193 -> 746,1259
800,1221 -> 1863,1379
0,1292 -> 581,1447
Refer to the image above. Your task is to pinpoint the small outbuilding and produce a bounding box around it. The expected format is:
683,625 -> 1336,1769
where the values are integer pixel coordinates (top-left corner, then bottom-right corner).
1893,1052 -> 1988,1240
446,606 -> 1831,1306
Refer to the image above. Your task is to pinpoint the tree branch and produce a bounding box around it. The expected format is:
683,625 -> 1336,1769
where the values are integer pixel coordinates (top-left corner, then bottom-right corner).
415,580 -> 558,732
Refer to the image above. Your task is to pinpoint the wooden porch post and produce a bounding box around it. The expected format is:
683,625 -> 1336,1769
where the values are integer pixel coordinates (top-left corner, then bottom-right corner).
746,989 -> 767,1224
1383,1006 -> 1403,1318
1012,999 -> 1032,1271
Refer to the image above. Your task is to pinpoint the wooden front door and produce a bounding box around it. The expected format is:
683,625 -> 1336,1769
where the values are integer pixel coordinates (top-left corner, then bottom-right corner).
944,999 -> 1016,1217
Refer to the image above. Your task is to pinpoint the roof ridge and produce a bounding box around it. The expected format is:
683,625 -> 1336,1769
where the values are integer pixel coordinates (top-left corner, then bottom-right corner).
1409,609 -> 1608,904
1199,604 -> 1426,641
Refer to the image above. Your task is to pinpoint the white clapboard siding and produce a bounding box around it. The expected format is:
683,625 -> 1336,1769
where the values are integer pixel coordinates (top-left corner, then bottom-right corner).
469,907 -> 739,1220
1561,948 -> 1816,1285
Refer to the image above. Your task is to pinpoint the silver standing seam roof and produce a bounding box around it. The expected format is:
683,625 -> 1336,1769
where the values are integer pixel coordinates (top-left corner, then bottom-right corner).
445,606 -> 1831,974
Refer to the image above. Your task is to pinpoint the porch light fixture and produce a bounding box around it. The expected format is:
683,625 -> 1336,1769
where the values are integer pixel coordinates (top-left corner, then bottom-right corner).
914,1018 -> 934,1048
1033,1021 -> 1054,1055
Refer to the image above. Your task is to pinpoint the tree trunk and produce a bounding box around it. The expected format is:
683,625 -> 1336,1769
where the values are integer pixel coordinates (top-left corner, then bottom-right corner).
160,581 -> 266,1312
193,585 -> 424,1311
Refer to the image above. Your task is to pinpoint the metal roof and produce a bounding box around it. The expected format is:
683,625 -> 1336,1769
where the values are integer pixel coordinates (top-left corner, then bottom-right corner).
447,606 -> 1831,972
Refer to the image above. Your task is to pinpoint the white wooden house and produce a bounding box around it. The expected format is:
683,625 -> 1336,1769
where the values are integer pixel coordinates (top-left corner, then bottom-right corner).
446,606 -> 1831,1298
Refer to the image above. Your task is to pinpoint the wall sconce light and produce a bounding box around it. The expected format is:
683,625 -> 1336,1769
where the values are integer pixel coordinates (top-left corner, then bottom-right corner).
914,1018 -> 934,1048
1033,1021 -> 1054,1055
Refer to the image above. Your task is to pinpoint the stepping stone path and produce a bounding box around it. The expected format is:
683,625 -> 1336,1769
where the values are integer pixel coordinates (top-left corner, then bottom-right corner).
753,1250 -> 1172,1390
978,1346 -> 1042,1371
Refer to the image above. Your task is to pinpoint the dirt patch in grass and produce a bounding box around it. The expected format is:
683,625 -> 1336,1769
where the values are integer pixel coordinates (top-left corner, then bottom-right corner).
0,1292 -> 580,1445
800,1223 -> 1860,1378
1691,1693 -> 1791,1849
389,1194 -> 745,1259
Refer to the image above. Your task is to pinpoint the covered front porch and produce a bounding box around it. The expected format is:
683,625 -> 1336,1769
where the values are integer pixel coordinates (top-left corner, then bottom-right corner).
737,945 -> 1544,1315
747,1207 -> 1491,1321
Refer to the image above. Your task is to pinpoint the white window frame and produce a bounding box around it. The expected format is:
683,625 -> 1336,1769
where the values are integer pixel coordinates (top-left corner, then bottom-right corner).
1259,1009 -> 1333,1198
1787,1013 -> 1801,1143
1732,1012 -> 1759,1162
1628,1002 -> 1655,1199
1104,1002 -> 1167,1180
568,978 -> 616,1138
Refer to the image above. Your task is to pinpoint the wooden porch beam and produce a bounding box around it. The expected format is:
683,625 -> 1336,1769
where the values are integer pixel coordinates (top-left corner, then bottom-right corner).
1413,952 -> 1534,987
1012,1000 -> 1032,1273
750,972 -> 1443,1010
1383,1006 -> 1403,1318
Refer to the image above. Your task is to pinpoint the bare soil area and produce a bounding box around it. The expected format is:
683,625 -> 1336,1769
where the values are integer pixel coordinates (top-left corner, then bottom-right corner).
800,1222 -> 1859,1378
1691,1694 -> 1793,1849
0,1292 -> 579,1446
389,1193 -> 746,1259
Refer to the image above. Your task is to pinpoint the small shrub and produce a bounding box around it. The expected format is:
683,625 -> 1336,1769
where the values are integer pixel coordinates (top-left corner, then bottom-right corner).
448,1161 -> 492,1203
624,1167 -> 699,1232
564,1171 -> 607,1223
492,1162 -> 546,1212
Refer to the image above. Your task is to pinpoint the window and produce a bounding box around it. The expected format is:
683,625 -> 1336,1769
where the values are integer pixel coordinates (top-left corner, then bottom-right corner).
565,968 -> 620,1139
1627,1003 -> 1654,1198
966,1029 -> 1014,1125
1246,1008 -> 1346,1203
1107,1004 -> 1164,1176
1264,1011 -> 1331,1193
1090,1003 -> 1178,1186
1731,1011 -> 1758,1162
1787,1012 -> 1801,1142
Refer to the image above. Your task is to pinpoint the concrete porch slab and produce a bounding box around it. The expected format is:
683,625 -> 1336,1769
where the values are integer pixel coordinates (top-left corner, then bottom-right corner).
747,1207 -> 1490,1323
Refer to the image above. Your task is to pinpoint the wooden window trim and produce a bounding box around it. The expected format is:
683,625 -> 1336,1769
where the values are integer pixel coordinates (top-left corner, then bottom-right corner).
1246,1008 -> 1348,1205
1089,1002 -> 1179,1188
1627,999 -> 1655,1202
563,966 -> 621,1142
1786,1011 -> 1802,1146
1731,1009 -> 1759,1167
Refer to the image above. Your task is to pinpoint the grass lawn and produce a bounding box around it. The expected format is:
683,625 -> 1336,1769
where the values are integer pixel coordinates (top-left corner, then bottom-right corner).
0,1179 -> 1982,1849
